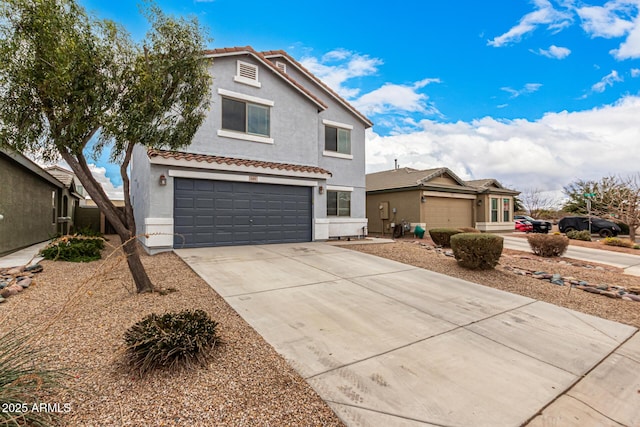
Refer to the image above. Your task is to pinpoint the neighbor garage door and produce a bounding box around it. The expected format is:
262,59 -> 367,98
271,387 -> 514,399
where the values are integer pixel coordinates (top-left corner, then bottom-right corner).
425,197 -> 473,229
174,178 -> 312,248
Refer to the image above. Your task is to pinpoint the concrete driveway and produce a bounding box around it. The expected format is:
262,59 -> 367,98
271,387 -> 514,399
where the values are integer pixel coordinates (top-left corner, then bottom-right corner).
176,243 -> 639,426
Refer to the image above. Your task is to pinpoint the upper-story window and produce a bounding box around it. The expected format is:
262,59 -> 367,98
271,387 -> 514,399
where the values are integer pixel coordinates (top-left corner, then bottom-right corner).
217,88 -> 274,144
222,97 -> 270,137
322,119 -> 353,159
234,60 -> 261,88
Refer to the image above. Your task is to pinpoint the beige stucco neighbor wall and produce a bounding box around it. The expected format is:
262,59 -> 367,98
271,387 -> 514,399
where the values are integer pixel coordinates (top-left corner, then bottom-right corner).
366,190 -> 421,234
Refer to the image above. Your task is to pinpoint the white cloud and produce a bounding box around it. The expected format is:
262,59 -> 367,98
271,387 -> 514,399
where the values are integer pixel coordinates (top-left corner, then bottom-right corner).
299,50 -> 382,99
632,67 -> 640,76
534,44 -> 572,58
591,69 -> 623,92
86,164 -> 124,200
575,0 -> 640,59
488,0 -> 573,47
300,50 -> 442,122
576,2 -> 636,38
366,95 -> 640,194
353,80 -> 441,117
501,83 -> 543,98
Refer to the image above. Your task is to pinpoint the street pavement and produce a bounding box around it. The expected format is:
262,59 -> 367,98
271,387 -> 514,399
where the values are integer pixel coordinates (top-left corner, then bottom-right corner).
503,235 -> 640,276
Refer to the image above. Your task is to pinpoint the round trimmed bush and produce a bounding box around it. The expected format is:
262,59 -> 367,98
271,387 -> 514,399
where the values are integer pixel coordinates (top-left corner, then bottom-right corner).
450,233 -> 503,270
124,309 -> 219,375
566,230 -> 591,241
527,234 -> 569,257
429,228 -> 463,247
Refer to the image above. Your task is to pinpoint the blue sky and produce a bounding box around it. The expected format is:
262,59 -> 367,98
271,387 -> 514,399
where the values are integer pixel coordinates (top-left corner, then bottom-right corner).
77,0 -> 640,200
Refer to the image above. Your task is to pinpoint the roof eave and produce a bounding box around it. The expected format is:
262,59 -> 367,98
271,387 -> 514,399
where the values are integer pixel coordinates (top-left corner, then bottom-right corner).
262,52 -> 373,128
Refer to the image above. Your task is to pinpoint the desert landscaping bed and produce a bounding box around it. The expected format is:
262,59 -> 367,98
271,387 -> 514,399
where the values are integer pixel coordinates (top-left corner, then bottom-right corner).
0,238 -> 342,426
342,237 -> 640,329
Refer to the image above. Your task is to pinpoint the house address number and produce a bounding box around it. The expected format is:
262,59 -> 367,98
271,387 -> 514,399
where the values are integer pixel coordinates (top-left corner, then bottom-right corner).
248,175 -> 258,182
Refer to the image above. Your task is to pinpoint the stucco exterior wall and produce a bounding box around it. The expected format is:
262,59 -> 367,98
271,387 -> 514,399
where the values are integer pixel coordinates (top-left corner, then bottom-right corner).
365,190 -> 421,234
0,154 -> 57,255
188,57 -> 320,165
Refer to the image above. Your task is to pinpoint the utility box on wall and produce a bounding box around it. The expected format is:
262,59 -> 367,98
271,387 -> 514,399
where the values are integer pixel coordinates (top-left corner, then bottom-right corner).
379,201 -> 390,220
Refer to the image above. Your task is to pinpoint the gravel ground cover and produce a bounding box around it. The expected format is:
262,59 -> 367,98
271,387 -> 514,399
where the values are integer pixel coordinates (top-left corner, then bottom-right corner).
343,236 -> 640,329
0,238 -> 343,426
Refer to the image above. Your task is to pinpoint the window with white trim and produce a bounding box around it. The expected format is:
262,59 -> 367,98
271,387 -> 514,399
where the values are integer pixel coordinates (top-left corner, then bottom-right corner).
491,198 -> 498,222
327,191 -> 351,217
221,97 -> 270,137
325,126 -> 351,155
502,198 -> 510,222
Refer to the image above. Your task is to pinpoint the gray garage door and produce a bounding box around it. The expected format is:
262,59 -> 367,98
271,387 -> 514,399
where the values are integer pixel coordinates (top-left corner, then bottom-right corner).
174,178 -> 312,248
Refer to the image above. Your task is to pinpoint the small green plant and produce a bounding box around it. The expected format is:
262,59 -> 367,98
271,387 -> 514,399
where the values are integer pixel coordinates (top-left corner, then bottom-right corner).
602,237 -> 635,248
633,244 -> 640,250
0,331 -> 64,427
73,226 -> 103,238
450,233 -> 503,270
124,309 -> 219,376
456,227 -> 481,233
429,228 -> 463,247
527,234 -> 569,257
566,230 -> 592,241
40,235 -> 105,262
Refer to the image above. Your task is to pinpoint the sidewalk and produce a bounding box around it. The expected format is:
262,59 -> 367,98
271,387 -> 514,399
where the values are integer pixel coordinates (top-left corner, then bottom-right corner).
0,241 -> 47,268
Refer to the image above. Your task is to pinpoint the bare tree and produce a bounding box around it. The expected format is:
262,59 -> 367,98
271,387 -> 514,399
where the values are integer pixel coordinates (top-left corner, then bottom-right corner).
520,187 -> 560,218
591,174 -> 640,240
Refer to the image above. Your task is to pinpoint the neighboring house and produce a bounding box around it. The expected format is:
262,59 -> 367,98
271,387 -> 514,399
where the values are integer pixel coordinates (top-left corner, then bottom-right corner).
0,148 -> 63,255
44,165 -> 84,235
365,167 -> 519,234
131,46 -> 372,253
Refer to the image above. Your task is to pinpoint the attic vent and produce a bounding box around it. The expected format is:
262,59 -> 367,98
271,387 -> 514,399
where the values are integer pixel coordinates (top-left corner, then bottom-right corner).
275,61 -> 286,73
234,60 -> 261,87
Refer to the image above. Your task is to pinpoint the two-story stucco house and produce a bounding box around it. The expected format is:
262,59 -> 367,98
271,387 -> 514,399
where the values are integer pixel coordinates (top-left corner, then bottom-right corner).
131,46 -> 372,253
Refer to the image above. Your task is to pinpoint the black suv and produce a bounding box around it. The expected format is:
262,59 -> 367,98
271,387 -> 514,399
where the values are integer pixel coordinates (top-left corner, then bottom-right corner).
514,215 -> 551,233
558,216 -> 621,238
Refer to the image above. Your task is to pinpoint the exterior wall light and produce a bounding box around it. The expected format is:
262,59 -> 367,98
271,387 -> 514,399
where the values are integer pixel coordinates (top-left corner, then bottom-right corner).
476,199 -> 483,206
159,174 -> 167,186
318,185 -> 324,194
420,196 -> 426,203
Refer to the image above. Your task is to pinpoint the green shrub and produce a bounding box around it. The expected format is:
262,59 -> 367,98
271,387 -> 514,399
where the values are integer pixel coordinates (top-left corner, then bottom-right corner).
73,226 -> 103,238
124,309 -> 219,376
429,228 -> 463,247
634,244 -> 640,250
527,234 -> 569,257
457,227 -> 481,233
566,230 -> 592,241
450,233 -> 503,270
602,237 -> 635,248
40,235 -> 105,262
0,331 -> 64,427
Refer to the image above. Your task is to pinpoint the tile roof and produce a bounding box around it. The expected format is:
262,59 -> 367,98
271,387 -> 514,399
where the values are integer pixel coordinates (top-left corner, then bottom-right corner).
147,149 -> 332,176
202,46 -> 328,110
44,165 -> 74,187
261,50 -> 373,127
366,167 -> 458,192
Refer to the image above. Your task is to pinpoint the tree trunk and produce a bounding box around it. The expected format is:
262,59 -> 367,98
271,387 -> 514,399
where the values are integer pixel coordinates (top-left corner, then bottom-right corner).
59,149 -> 155,293
121,236 -> 154,293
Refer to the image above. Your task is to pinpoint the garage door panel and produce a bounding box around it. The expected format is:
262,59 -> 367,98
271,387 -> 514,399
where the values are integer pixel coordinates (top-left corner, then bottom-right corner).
174,178 -> 312,247
194,180 -> 214,192
425,198 -> 473,229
